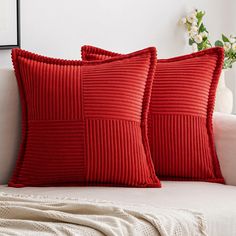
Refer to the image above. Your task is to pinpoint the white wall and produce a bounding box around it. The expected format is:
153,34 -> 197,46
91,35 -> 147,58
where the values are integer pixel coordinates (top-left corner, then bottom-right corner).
1,0 -> 236,110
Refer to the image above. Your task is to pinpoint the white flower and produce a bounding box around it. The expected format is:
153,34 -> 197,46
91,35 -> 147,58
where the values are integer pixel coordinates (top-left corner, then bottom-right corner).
189,26 -> 198,39
232,43 -> 236,51
229,36 -> 236,44
224,42 -> 231,52
191,26 -> 198,33
200,31 -> 208,38
192,43 -> 198,52
192,20 -> 198,26
187,13 -> 197,24
189,29 -> 198,38
180,17 -> 187,25
194,34 -> 203,44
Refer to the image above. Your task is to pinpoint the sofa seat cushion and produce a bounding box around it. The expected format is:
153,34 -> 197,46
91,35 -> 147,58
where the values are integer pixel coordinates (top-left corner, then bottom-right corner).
2,182 -> 236,236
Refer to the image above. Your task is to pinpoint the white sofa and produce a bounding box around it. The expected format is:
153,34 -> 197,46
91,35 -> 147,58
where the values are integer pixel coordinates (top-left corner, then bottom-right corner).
0,68 -> 236,235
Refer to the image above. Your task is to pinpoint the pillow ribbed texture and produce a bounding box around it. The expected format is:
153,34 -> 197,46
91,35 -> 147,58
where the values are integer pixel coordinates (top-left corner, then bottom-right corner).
81,46 -> 225,183
9,47 -> 161,187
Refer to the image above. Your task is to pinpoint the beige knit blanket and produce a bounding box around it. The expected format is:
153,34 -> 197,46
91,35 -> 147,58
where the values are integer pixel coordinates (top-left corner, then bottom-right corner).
0,192 -> 207,236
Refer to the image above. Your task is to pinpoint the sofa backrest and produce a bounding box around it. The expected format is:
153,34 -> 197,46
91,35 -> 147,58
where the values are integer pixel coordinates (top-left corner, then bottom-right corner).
0,69 -> 21,184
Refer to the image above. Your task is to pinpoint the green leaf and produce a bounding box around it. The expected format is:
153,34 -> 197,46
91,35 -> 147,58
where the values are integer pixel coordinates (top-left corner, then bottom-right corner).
198,23 -> 206,33
189,38 -> 194,45
222,34 -> 230,42
196,11 -> 205,26
196,11 -> 204,19
197,41 -> 205,51
215,40 -> 224,47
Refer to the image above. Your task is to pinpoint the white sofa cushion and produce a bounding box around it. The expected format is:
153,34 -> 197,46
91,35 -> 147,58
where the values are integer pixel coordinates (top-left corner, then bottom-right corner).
1,182 -> 236,236
0,69 -> 20,184
214,112 -> 236,185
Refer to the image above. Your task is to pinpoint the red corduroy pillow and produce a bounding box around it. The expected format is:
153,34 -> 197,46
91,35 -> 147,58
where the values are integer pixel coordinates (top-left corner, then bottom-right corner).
9,47 -> 161,188
81,46 -> 225,183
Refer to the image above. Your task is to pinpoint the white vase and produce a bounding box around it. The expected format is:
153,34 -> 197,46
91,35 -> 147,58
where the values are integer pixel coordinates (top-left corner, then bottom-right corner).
215,71 -> 233,114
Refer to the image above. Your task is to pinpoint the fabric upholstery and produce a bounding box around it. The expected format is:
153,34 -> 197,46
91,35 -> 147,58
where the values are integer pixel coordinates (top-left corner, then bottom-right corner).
213,112 -> 236,186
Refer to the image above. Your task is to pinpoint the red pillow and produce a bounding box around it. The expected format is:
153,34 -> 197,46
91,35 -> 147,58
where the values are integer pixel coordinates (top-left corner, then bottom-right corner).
81,46 -> 225,183
9,47 -> 161,187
